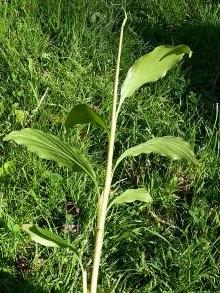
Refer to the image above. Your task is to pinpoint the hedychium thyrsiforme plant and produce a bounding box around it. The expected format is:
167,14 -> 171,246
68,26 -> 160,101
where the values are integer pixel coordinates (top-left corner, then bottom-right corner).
4,13 -> 198,293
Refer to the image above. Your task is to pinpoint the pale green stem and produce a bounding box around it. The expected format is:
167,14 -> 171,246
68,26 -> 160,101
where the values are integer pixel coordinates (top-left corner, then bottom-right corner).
90,12 -> 127,293
76,254 -> 87,293
82,269 -> 87,293
115,99 -> 123,120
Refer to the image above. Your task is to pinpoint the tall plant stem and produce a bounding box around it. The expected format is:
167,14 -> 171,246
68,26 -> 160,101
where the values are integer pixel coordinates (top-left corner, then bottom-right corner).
90,12 -> 127,293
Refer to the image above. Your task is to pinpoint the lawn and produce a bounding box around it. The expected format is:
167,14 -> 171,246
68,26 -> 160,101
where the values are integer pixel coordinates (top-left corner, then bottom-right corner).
0,0 -> 219,292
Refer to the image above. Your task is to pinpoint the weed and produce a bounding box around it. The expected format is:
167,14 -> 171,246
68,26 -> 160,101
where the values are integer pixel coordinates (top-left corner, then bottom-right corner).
1,1 -> 219,292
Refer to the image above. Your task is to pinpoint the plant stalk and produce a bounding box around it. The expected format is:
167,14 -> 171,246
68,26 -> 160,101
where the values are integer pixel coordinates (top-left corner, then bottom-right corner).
82,269 -> 87,293
90,13 -> 127,293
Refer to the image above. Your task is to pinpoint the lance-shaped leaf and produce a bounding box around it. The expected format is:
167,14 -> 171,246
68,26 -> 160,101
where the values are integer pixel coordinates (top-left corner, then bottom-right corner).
22,224 -> 87,288
22,224 -> 79,254
4,128 -> 97,183
22,224 -> 74,248
108,188 -> 152,210
119,44 -> 192,110
65,104 -> 107,131
115,136 -> 198,169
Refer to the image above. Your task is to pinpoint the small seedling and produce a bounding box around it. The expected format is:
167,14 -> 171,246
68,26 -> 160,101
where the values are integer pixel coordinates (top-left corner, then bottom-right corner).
4,13 -> 197,293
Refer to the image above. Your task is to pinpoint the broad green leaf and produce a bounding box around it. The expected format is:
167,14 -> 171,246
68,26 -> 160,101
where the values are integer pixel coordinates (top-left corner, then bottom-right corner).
65,104 -> 107,131
119,44 -> 192,109
109,188 -> 152,209
22,224 -> 79,254
115,136 -> 198,169
4,128 -> 97,183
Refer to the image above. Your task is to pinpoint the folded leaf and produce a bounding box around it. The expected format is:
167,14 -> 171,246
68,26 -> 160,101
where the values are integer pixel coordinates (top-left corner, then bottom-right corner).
115,136 -> 198,169
109,188 -> 152,209
4,128 -> 97,183
65,104 -> 107,131
23,224 -> 87,286
22,224 -> 79,254
119,44 -> 192,110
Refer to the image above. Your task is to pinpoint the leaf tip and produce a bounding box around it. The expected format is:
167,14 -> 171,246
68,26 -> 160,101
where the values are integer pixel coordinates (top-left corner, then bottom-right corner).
3,133 -> 11,141
21,224 -> 33,231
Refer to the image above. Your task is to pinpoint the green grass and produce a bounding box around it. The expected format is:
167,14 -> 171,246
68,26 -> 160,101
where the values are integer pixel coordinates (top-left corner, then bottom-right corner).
0,0 -> 219,292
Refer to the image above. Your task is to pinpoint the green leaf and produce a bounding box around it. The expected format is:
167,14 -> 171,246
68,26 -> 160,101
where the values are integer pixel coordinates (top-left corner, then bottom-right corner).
115,136 -> 198,169
0,160 -> 15,177
119,44 -> 192,109
65,104 -> 107,131
22,224 -> 79,254
11,103 -> 28,125
4,128 -> 97,183
109,188 -> 152,208
13,109 -> 27,125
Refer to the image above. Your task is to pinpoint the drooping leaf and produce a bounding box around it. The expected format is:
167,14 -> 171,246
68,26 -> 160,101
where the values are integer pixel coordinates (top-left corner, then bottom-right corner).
109,188 -> 152,209
23,224 -> 86,283
22,224 -> 79,254
115,136 -> 198,169
65,104 -> 107,131
4,128 -> 97,183
119,44 -> 192,110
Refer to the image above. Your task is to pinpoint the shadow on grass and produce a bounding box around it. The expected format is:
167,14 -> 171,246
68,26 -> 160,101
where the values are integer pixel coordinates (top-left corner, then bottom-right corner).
0,271 -> 48,293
